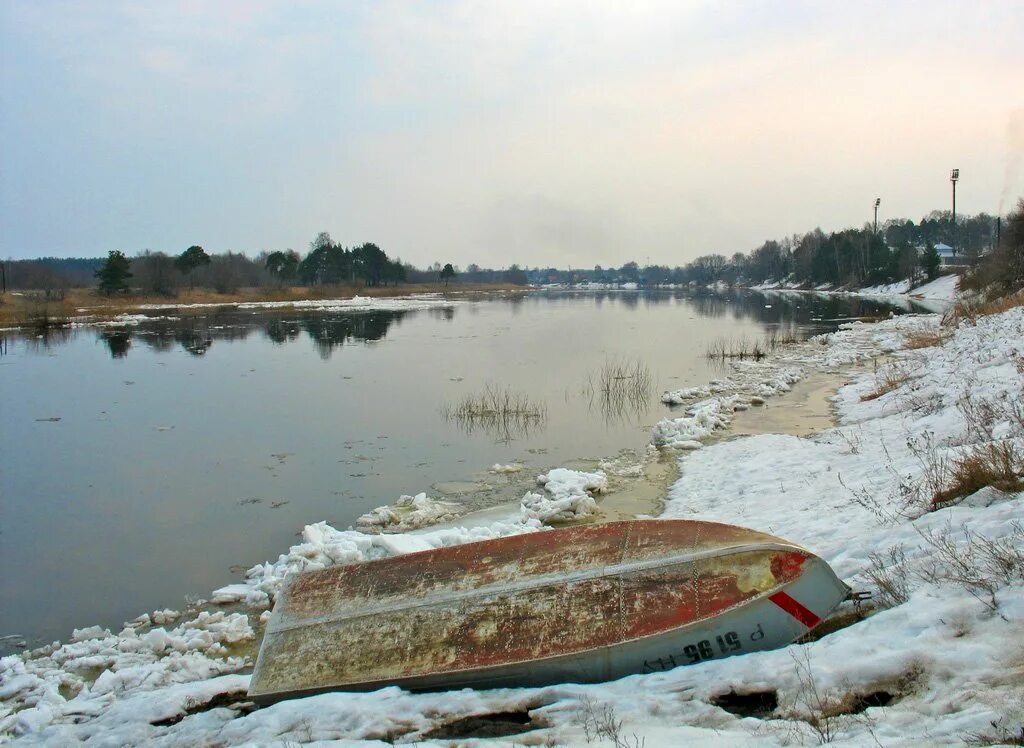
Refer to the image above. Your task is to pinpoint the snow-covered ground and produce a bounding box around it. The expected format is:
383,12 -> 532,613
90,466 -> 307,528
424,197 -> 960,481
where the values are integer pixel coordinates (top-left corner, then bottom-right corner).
750,274 -> 960,304
4,301 -> 1023,746
906,273 -> 960,301
126,293 -> 463,313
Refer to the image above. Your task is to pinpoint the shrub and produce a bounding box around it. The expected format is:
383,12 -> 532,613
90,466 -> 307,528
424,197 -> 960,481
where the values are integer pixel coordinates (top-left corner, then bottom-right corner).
860,364 -> 910,402
932,442 -> 1024,508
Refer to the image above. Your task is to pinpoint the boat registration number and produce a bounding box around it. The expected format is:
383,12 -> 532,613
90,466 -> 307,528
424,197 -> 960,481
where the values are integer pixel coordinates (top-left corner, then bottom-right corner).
641,630 -> 746,673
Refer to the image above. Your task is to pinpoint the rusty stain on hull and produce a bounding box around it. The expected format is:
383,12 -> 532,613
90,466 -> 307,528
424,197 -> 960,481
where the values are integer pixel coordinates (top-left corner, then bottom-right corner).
250,520 -> 847,702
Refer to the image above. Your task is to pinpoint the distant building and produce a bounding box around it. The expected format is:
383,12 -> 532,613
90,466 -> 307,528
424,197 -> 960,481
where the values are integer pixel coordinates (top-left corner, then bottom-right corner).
935,242 -> 974,267
917,242 -> 968,268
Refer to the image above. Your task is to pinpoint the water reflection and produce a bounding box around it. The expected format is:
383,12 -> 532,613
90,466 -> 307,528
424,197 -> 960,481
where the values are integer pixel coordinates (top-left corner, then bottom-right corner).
6,290 -> 930,362
441,408 -> 548,445
16,308 -> 416,359
101,330 -> 131,358
581,359 -> 655,427
3,288 -> 937,651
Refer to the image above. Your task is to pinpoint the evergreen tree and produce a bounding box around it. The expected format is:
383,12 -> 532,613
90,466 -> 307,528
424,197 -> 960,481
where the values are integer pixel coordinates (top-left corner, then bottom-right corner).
175,245 -> 211,288
95,250 -> 133,295
440,263 -> 456,287
265,250 -> 300,282
920,243 -> 941,280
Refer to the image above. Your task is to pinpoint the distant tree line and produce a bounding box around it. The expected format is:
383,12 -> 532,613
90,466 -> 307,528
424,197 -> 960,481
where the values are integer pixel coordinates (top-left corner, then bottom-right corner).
4,204 -> 1020,296
963,198 -> 1024,295
0,231 -> 528,296
521,207 -> 1009,289
701,209 -> 1002,288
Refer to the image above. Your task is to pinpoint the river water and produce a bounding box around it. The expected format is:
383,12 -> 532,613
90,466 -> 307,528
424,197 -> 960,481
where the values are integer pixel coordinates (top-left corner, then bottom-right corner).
0,289 -> 928,650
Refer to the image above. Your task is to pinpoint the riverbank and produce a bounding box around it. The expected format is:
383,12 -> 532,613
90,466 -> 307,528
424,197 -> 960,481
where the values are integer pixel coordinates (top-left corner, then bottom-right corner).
4,301 -> 1023,745
749,273 -> 960,312
0,283 -> 525,328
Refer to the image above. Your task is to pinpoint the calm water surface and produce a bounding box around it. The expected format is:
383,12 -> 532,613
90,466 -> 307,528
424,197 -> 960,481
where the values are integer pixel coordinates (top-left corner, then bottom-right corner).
0,290 -> 926,648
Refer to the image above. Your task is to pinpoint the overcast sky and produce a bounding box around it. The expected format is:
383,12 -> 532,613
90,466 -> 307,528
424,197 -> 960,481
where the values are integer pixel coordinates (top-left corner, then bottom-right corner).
1,1 -> 1021,266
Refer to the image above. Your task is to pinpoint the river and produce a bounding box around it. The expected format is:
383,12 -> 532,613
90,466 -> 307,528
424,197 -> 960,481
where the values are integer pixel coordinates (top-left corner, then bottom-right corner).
0,288 -> 930,650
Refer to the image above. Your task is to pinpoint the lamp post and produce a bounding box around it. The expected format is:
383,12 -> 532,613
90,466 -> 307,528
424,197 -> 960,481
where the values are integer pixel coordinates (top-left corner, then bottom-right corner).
873,198 -> 881,234
950,168 -> 959,256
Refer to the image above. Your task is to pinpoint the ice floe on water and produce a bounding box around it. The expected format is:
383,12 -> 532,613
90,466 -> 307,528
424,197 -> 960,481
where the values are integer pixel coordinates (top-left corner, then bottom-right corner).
355,492 -> 463,533
4,302 -> 1024,745
519,468 -> 609,523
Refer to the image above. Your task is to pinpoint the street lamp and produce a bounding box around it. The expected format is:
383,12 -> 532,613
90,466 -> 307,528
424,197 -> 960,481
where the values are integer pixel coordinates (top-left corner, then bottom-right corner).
873,198 -> 881,234
950,169 -> 959,256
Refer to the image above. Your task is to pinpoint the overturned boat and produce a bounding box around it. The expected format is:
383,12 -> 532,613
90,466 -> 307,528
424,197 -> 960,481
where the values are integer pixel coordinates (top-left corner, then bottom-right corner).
249,519 -> 849,703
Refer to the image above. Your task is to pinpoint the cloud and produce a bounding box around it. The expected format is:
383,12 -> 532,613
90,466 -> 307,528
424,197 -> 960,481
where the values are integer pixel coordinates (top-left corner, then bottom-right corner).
1,1 -> 1022,262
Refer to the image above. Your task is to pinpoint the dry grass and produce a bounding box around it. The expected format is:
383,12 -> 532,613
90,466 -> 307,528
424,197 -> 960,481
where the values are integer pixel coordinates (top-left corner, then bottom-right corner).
705,329 -> 804,362
931,442 -> 1024,508
965,719 -> 1024,746
0,283 -> 524,327
859,365 -> 910,402
583,358 -> 653,423
705,336 -> 766,361
863,545 -> 912,609
916,520 -> 1024,612
943,292 -> 1024,327
764,327 -> 804,351
441,384 -> 547,443
904,330 -> 947,349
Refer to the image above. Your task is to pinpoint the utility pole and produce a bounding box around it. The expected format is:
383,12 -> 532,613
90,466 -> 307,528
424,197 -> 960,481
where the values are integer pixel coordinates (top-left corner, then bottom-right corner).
873,198 -> 881,234
950,168 -> 959,256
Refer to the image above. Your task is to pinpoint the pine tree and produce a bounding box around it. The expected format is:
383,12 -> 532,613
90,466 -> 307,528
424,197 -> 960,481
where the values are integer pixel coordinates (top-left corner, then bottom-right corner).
95,251 -> 133,295
920,243 -> 941,280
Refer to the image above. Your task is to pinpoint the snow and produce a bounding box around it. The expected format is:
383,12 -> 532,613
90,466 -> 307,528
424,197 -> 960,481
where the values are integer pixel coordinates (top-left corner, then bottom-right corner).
909,273 -> 960,301
520,468 -> 609,523
746,273 -> 961,306
652,396 -> 741,448
355,492 -> 462,533
4,304 -> 1023,746
857,279 -> 912,295
133,293 -> 462,313
208,518 -> 543,609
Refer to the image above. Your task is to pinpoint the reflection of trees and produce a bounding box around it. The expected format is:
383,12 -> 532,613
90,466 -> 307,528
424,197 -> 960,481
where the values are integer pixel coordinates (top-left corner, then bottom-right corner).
178,333 -> 213,356
618,293 -> 640,309
642,293 -> 671,308
10,291 -> 937,363
687,293 -> 730,318
264,319 -> 302,345
101,330 -> 131,358
71,309 -> 411,358
21,326 -> 73,352
300,311 -> 407,359
427,307 -> 456,321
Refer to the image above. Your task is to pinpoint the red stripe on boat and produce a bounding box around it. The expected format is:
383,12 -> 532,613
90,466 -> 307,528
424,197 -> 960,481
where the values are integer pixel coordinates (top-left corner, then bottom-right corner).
769,590 -> 821,628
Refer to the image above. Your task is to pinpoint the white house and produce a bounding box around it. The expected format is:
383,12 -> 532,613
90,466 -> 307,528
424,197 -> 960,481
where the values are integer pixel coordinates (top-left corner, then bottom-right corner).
918,242 -> 968,268
934,242 -> 970,267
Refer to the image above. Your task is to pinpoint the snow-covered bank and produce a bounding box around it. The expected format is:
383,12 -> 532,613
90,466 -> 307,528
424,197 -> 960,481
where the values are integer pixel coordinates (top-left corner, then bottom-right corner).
128,293 -> 464,313
652,312 -> 938,450
750,273 -> 960,304
4,304 -> 1024,745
